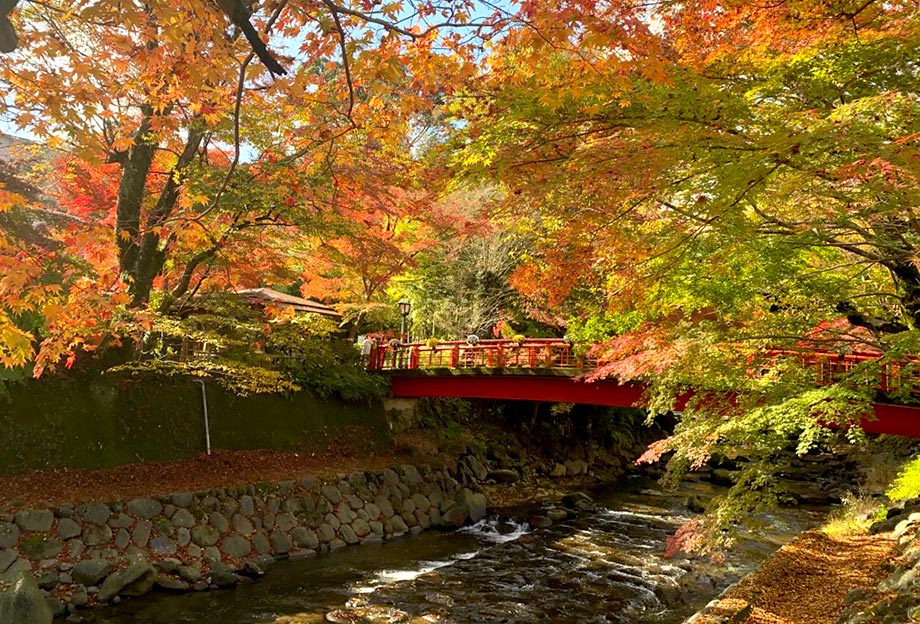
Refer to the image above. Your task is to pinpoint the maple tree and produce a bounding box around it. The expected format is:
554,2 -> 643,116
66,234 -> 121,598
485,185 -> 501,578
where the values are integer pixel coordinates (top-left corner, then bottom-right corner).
449,0 -> 920,546
0,0 -> 501,374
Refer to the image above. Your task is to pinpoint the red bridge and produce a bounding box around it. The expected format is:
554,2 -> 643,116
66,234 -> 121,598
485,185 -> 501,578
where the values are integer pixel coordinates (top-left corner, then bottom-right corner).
367,338 -> 920,438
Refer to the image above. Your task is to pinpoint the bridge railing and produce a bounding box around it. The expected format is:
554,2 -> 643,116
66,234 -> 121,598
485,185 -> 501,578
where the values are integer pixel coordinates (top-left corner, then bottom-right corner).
366,338 -> 594,372
369,340 -> 919,394
763,349 -> 919,394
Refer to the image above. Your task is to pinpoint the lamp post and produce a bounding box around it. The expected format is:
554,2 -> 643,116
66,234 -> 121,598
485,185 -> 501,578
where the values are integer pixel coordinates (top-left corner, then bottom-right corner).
397,300 -> 411,343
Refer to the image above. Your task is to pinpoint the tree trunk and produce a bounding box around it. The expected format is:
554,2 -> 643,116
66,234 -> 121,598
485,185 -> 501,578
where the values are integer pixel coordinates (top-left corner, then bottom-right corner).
130,128 -> 204,307
115,106 -> 157,280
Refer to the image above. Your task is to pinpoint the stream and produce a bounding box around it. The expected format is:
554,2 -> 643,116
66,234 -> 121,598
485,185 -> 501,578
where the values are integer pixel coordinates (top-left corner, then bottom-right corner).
80,475 -> 822,623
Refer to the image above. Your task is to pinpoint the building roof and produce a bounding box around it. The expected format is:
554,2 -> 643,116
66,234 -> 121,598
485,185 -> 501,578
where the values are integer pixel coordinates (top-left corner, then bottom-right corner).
236,288 -> 342,321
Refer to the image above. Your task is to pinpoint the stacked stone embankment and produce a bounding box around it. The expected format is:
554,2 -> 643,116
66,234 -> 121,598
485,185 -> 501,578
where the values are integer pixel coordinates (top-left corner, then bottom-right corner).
837,499 -> 920,623
0,455 -> 489,622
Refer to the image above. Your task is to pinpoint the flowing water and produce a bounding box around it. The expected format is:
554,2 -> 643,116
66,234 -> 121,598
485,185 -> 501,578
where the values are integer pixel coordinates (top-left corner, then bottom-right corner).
81,476 -> 821,624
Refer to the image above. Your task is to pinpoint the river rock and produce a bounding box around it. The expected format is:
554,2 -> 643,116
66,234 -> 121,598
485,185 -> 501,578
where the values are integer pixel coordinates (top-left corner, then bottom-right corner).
291,527 -> 319,549
0,571 -> 53,624
340,525 -> 359,544
192,525 -> 221,547
84,525 -> 112,547
252,532 -> 270,555
14,511 -> 54,533
97,556 -> 157,602
322,485 -> 343,505
155,576 -> 189,592
375,496 -> 395,519
0,523 -> 19,550
73,559 -> 115,586
221,535 -> 251,559
77,503 -> 112,526
178,565 -> 202,583
171,493 -> 195,509
19,536 -> 61,561
126,499 -> 163,519
232,514 -> 254,535
132,520 -> 152,547
562,492 -> 596,513
269,530 -> 291,554
487,469 -> 519,484
55,518 -> 82,540
457,489 -> 486,522
441,504 -> 469,528
209,563 -> 242,587
0,550 -> 17,574
171,509 -> 195,528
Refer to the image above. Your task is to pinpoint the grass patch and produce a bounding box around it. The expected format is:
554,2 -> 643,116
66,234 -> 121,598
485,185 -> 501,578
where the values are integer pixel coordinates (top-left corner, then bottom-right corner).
822,491 -> 886,537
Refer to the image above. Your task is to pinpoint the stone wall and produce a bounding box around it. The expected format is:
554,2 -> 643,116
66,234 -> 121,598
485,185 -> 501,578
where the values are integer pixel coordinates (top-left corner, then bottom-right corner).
837,500 -> 920,623
0,457 -> 488,621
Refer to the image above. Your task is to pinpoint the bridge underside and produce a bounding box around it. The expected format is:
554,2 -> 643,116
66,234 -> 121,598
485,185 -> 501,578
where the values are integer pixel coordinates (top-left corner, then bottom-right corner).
389,374 -> 920,438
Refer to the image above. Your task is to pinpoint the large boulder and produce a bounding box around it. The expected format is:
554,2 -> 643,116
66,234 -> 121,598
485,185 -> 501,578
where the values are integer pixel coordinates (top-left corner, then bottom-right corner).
97,556 -> 157,602
0,572 -> 53,624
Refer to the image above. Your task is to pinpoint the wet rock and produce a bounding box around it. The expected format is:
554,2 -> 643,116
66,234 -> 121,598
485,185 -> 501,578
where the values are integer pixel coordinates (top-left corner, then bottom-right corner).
487,469 -> 519,484
0,571 -> 53,624
562,492 -> 596,513
14,511 -> 54,533
441,504 -> 469,528
708,469 -> 740,486
97,556 -> 157,602
457,489 -> 487,522
154,577 -> 189,592
178,565 -> 202,583
687,496 -> 706,514
207,563 -> 241,587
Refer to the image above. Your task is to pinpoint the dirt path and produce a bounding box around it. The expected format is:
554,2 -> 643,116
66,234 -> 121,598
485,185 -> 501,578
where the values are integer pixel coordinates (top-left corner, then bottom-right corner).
693,530 -> 895,624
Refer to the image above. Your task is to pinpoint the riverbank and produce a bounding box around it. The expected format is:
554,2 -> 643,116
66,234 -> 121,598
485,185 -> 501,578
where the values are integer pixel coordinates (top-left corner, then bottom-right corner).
686,530 -> 895,624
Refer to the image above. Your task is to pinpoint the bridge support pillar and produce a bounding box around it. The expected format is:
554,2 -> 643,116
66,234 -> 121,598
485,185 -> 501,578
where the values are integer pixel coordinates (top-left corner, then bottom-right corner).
383,398 -> 420,433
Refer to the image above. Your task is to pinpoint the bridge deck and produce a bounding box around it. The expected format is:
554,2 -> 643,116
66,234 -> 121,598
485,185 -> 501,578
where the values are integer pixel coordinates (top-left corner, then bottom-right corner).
369,339 -> 920,437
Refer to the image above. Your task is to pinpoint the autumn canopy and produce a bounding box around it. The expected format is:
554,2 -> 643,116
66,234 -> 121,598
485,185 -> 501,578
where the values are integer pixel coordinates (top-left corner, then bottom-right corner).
0,0 -> 919,541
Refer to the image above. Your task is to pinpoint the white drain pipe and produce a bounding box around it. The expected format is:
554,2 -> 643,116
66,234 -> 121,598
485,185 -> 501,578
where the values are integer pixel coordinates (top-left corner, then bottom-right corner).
194,379 -> 212,456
